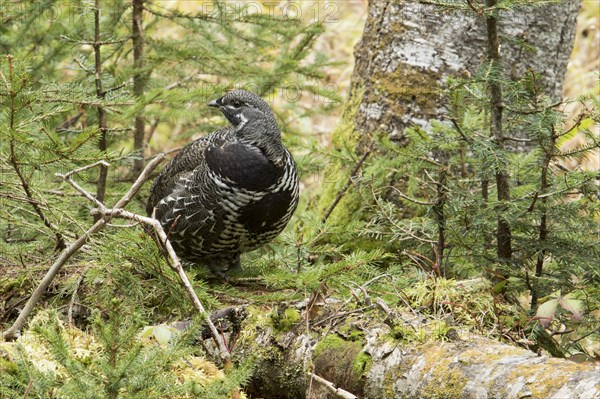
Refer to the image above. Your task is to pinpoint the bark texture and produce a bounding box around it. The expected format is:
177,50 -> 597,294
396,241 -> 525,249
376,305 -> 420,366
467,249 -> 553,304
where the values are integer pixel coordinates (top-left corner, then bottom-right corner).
212,304 -> 599,399
350,0 -> 581,143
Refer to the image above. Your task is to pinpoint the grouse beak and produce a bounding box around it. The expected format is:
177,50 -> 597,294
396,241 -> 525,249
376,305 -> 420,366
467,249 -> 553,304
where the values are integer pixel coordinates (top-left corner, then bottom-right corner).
208,98 -> 221,108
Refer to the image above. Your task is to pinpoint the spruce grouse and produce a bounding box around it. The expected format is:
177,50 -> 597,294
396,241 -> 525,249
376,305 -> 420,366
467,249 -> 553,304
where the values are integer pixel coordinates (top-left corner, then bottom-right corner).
146,90 -> 299,276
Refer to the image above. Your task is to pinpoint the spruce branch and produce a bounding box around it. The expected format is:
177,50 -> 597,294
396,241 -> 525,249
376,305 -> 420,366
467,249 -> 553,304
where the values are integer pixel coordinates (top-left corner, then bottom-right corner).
2,155 -> 165,341
322,138 -> 375,224
31,155 -> 232,365
3,54 -> 66,251
433,167 -> 448,276
60,36 -> 129,46
502,136 -> 532,143
450,117 -> 473,144
88,207 -> 232,366
390,187 -> 435,206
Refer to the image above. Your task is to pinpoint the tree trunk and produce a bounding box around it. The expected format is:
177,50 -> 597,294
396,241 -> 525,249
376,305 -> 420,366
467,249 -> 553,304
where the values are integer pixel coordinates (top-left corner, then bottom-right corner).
132,0 -> 147,177
202,303 -> 599,399
349,0 -> 580,146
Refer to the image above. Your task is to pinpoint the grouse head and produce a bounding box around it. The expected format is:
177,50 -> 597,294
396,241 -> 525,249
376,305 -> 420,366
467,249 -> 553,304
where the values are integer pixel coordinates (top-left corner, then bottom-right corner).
208,89 -> 275,128
209,90 -> 284,162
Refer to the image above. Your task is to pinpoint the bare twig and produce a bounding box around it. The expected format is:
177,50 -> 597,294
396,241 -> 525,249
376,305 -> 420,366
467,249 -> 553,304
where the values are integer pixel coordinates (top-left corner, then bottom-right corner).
361,274 -> 390,290
21,379 -> 33,399
56,160 -> 111,208
312,306 -> 374,327
465,0 -> 483,14
572,326 -> 600,343
2,219 -> 105,340
390,186 -> 435,206
374,297 -> 392,316
43,153 -> 230,364
503,136 -> 532,143
145,119 -> 160,147
90,206 -> 232,365
2,155 -> 165,340
450,118 -> 473,144
60,36 -> 128,46
307,373 -> 358,399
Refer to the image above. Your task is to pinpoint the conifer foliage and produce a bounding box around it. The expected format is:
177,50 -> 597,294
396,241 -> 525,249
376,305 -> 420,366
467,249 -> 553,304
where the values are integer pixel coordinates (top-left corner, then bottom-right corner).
0,0 -> 598,396
1,1 -> 334,397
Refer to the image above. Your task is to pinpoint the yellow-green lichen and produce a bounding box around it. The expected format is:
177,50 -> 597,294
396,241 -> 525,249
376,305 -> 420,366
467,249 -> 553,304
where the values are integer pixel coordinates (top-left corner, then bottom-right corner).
507,358 -> 588,398
417,342 -> 467,399
457,344 -> 523,365
420,366 -> 468,399
370,66 -> 441,116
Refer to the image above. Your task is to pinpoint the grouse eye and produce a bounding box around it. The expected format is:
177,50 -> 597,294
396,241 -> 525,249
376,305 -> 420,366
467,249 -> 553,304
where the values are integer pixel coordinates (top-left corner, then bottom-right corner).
232,100 -> 242,108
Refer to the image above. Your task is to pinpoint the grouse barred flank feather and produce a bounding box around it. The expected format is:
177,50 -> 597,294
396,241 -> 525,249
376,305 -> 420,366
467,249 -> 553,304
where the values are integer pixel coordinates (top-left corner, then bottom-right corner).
146,90 -> 299,276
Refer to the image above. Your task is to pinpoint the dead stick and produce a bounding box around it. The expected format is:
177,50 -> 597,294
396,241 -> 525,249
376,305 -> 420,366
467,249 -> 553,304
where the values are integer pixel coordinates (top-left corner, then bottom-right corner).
90,207 -> 231,364
2,155 -> 165,340
307,373 -> 358,399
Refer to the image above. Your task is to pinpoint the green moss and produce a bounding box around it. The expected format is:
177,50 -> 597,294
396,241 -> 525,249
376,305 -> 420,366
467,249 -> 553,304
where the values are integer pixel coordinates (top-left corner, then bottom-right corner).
313,334 -> 367,395
347,328 -> 365,342
0,358 -> 18,375
0,276 -> 27,295
271,307 -> 301,332
238,305 -> 276,358
330,85 -> 365,149
337,321 -> 365,342
317,86 -> 367,229
352,351 -> 372,379
313,334 -> 350,359
390,324 -> 426,343
430,321 -> 450,341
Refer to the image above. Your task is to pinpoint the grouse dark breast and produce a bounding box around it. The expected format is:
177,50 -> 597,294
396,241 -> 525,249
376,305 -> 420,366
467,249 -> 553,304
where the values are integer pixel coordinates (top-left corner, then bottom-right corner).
146,90 -> 299,276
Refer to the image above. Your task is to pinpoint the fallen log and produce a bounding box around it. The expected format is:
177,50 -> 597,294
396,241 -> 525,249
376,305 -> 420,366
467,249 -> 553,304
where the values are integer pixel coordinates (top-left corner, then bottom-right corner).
201,303 -> 599,399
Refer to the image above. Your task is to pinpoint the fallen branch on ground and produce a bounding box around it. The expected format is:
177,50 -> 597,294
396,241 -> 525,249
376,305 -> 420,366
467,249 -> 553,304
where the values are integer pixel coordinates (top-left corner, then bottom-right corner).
2,156 -> 163,340
3,153 -> 233,367
89,207 -> 232,365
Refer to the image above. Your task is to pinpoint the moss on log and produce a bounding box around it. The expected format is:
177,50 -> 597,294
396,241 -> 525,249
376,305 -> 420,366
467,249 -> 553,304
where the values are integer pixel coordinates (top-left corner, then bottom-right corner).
221,303 -> 599,399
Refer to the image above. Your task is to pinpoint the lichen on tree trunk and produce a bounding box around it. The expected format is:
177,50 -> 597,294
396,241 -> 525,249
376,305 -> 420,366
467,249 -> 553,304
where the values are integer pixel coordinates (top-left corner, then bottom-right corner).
348,0 -> 580,144
320,0 -> 581,232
